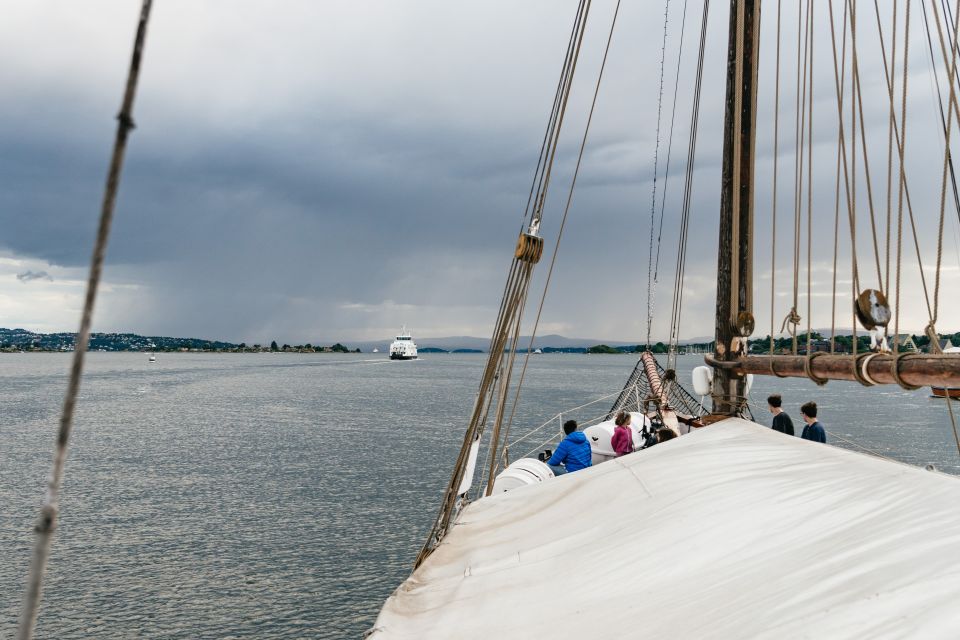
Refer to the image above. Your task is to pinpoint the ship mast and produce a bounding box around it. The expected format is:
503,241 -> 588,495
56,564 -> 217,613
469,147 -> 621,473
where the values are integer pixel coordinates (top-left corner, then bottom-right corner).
708,1 -> 960,400
713,0 -> 760,416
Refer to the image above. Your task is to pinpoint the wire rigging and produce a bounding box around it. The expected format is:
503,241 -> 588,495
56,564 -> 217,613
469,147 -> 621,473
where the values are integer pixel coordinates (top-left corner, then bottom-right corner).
652,0 -> 691,292
667,0 -> 712,365
645,0 -> 674,347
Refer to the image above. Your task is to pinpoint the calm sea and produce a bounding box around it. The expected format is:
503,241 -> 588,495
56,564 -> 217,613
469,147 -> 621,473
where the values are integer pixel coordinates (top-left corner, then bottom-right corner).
2,352 -> 959,638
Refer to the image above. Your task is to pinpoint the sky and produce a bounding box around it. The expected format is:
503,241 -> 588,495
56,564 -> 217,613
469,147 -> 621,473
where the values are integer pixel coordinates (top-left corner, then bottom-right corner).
2,1 -> 960,344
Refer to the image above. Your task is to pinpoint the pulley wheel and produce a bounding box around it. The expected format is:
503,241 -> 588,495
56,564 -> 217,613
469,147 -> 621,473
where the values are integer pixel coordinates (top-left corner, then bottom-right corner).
734,311 -> 755,337
855,289 -> 891,330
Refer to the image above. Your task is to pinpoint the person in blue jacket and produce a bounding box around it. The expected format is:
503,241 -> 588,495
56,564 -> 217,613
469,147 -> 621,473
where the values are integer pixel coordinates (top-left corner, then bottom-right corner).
800,401 -> 827,443
546,420 -> 593,476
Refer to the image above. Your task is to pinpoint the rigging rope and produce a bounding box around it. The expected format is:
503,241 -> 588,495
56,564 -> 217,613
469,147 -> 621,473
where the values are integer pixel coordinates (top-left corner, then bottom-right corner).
895,0 -> 912,349
17,3 -> 154,638
806,0 -> 814,352
522,0 -> 589,227
882,0 -> 898,298
790,0 -> 807,355
668,0 -> 711,365
646,0 -> 673,348
931,0 -> 960,330
652,0 -> 691,303
498,0 -> 623,484
849,0 -> 886,295
830,1 -> 850,353
416,0 -> 594,568
922,0 -> 960,233
770,0 -> 782,356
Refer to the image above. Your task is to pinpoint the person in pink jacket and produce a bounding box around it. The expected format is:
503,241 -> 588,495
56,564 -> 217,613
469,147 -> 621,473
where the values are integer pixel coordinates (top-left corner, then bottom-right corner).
611,411 -> 634,457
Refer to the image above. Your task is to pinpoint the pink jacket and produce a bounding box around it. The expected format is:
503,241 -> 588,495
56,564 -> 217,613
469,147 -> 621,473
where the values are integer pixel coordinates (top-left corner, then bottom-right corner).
611,425 -> 633,457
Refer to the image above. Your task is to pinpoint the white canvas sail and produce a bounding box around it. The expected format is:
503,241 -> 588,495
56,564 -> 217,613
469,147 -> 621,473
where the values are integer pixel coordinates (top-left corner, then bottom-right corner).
370,419 -> 960,638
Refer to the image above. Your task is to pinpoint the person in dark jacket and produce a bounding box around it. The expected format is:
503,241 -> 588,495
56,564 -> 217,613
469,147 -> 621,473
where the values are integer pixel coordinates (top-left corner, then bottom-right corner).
799,401 -> 827,443
767,394 -> 795,435
547,420 -> 592,475
656,427 -> 677,444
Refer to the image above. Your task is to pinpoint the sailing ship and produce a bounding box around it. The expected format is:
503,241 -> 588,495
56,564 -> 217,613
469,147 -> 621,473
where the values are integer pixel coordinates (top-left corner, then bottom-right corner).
389,328 -> 418,360
12,2 -> 960,638
368,1 -> 960,637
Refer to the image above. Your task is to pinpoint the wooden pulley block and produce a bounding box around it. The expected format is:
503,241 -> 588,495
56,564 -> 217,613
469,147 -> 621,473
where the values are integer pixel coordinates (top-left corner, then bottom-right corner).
733,311 -> 755,337
855,289 -> 891,330
514,233 -> 544,264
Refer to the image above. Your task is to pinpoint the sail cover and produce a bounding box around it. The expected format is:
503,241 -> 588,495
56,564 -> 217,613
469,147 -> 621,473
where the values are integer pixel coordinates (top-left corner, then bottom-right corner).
369,418 -> 960,638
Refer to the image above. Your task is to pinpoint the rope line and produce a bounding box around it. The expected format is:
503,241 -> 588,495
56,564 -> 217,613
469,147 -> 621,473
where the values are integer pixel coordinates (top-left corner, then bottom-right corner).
497,0 -> 622,485
790,0 -> 807,355
931,0 -> 960,326
806,0 -> 814,351
17,3 -> 153,637
771,0 -> 782,356
830,1 -> 850,353
922,0 -> 960,238
646,0 -> 673,347
668,0 -> 711,364
652,0 -> 691,294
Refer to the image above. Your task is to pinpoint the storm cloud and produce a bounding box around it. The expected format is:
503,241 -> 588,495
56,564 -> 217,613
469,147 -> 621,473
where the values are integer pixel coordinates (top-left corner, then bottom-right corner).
2,1 -> 959,344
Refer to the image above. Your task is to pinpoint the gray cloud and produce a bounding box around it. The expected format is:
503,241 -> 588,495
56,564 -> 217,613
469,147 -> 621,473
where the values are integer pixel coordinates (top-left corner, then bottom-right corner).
17,269 -> 53,283
1,1 -> 958,344
16,270 -> 53,283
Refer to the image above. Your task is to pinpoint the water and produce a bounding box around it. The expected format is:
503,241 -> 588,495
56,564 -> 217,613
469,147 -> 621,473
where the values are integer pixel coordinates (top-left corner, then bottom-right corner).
2,352 -> 958,638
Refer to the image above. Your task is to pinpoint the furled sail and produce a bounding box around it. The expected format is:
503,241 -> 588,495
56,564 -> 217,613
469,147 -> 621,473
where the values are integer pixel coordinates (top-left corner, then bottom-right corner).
369,419 -> 960,638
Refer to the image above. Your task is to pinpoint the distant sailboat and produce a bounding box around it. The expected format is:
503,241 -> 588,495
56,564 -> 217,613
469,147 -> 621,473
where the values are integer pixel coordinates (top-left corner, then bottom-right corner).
148,353 -> 156,363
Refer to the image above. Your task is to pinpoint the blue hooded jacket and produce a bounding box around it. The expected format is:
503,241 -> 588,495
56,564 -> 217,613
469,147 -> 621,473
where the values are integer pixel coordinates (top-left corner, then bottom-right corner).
547,431 -> 592,472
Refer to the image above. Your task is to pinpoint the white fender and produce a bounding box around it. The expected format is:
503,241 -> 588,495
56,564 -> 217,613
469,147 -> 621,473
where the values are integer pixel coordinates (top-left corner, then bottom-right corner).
692,366 -> 713,396
491,458 -> 554,493
584,412 -> 650,464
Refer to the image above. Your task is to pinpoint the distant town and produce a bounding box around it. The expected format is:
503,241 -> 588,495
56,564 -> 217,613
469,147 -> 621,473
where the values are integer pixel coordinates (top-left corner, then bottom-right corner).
0,328 -> 358,354
1,328 -> 956,355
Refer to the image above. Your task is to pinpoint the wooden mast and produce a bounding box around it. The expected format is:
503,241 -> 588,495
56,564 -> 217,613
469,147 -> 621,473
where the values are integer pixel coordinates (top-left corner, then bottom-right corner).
706,1 -> 960,394
713,0 -> 760,416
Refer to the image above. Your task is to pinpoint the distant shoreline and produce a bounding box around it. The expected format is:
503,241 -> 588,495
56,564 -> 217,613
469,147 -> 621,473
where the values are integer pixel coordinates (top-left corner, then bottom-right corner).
3,327 -> 956,355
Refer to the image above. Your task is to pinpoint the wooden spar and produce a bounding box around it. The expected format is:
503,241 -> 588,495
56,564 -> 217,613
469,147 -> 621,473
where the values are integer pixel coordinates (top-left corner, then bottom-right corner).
709,354 -> 960,389
641,352 -> 668,405
713,0 -> 760,415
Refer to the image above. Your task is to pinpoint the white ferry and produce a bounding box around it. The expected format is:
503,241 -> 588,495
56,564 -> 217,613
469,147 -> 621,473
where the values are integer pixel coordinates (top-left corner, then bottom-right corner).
389,329 -> 417,360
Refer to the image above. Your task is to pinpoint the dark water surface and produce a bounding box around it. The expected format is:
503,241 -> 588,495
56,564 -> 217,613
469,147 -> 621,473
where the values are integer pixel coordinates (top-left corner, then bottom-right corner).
2,352 -> 958,638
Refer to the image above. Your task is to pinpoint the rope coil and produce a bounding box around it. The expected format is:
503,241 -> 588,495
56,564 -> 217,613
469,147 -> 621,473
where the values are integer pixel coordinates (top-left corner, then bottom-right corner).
890,352 -> 922,390
768,358 -> 789,378
804,351 -> 830,386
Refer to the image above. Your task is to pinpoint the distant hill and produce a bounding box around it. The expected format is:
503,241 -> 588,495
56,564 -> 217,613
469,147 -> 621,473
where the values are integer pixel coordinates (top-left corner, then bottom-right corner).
0,328 -> 239,352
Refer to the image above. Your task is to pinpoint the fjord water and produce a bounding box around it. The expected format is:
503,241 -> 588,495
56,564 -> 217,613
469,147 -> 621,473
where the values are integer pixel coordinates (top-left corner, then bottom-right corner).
2,352 -> 958,638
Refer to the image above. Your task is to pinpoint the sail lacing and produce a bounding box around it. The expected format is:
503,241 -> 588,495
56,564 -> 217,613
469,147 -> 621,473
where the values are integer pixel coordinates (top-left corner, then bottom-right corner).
17,3 -> 154,638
